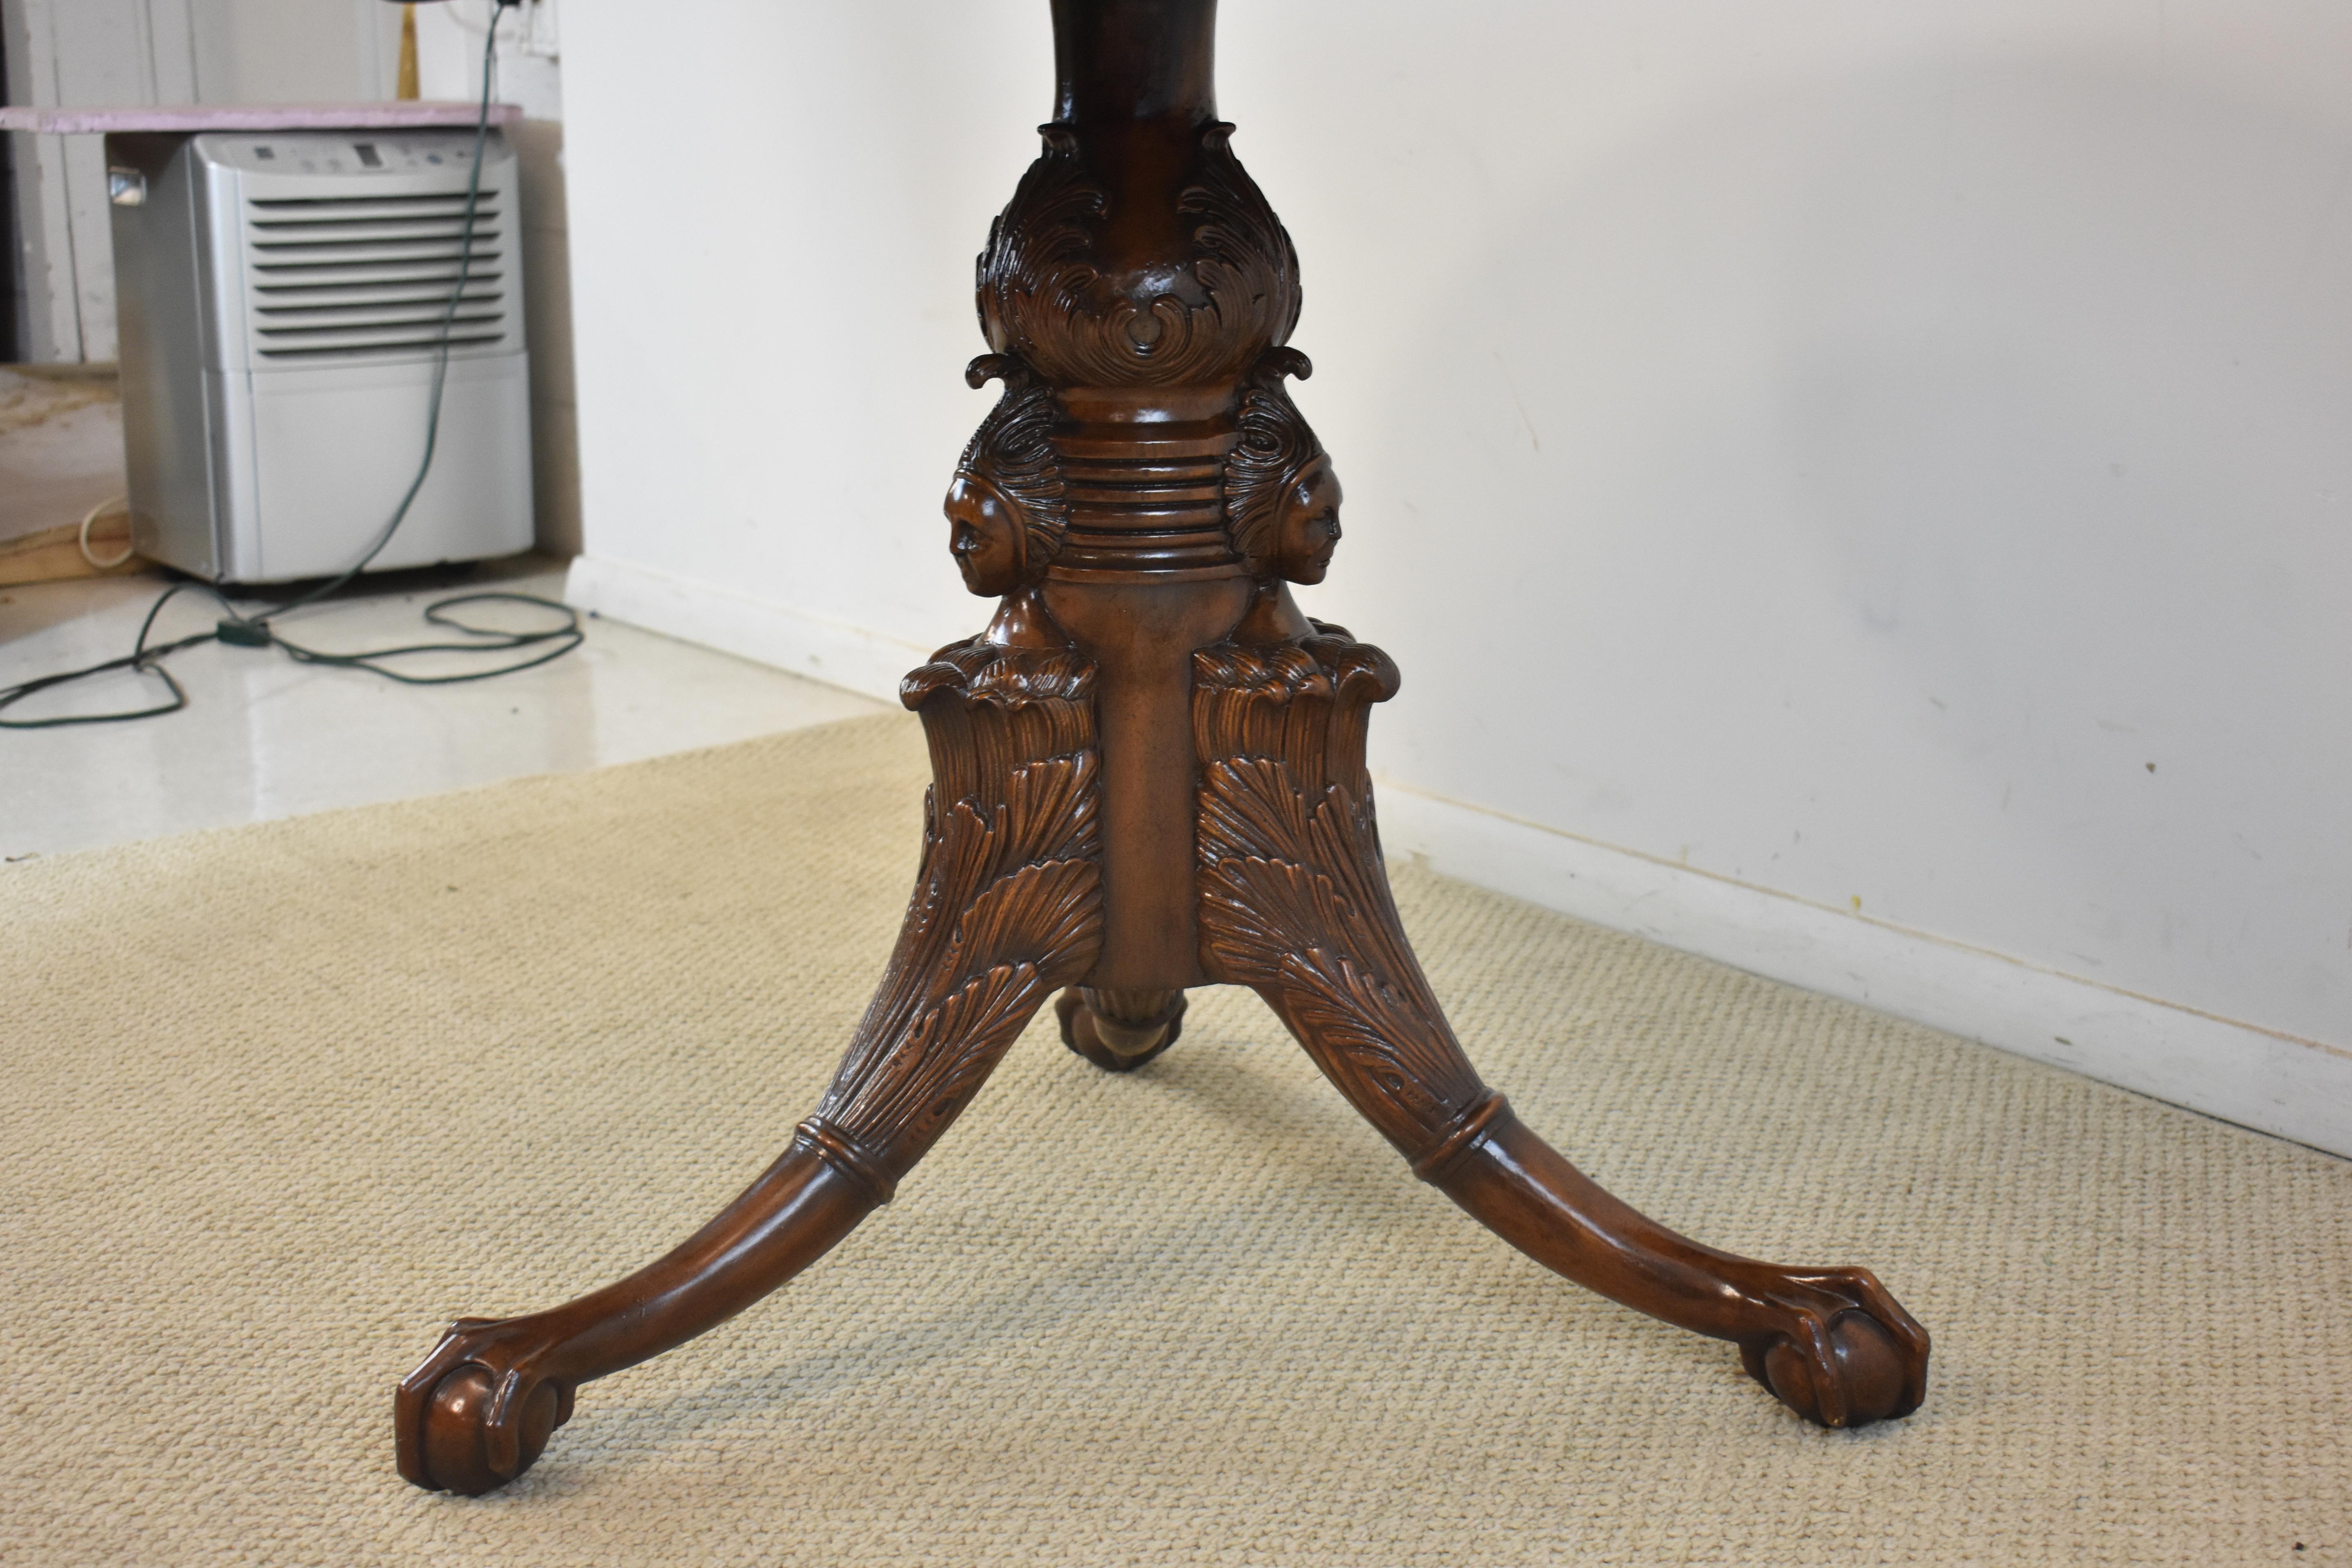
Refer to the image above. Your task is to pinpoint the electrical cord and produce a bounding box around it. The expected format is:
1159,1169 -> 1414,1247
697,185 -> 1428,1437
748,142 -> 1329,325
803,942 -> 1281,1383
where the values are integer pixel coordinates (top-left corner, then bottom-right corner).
76,495 -> 135,570
0,584 -> 229,727
0,0 -> 580,731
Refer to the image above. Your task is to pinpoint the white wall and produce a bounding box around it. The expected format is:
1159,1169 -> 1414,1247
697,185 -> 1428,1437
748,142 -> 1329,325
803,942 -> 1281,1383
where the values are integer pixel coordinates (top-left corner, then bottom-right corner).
411,0 -> 562,122
561,1 -> 1053,689
185,0 -> 400,106
558,0 -> 2352,1153
413,0 -> 578,554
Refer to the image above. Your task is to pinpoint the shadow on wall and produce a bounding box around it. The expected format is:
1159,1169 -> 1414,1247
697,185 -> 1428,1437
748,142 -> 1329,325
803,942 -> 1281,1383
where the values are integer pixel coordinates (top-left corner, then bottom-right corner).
1357,54 -> 2351,1047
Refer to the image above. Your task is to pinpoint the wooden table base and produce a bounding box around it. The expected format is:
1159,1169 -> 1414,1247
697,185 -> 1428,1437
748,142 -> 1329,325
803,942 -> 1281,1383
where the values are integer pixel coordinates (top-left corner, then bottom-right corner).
395,0 -> 1929,1496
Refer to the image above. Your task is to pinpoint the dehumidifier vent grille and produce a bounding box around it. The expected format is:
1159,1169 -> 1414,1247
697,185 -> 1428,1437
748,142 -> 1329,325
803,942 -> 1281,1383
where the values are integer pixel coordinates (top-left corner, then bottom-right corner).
244,193 -> 514,361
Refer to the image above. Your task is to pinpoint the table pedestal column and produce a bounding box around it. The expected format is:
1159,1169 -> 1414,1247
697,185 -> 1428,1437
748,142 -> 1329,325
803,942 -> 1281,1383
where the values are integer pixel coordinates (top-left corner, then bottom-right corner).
393,0 -> 1928,1496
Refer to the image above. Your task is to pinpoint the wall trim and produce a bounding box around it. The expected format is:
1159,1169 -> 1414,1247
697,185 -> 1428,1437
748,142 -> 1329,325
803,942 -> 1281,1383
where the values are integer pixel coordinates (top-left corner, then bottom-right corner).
1372,779 -> 2350,1159
565,553 -> 926,704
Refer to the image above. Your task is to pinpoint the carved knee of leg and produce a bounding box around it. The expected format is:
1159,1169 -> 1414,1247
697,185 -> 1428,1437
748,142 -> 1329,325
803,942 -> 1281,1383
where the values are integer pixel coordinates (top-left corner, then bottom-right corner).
810,635 -> 1107,1182
1191,620 -> 1507,1158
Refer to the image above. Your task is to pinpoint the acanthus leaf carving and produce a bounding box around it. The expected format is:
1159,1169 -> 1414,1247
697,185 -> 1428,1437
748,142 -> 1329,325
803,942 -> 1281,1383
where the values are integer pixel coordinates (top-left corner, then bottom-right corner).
900,637 -> 1096,710
806,642 -> 1104,1186
1192,630 -> 1485,1161
976,120 -> 1302,389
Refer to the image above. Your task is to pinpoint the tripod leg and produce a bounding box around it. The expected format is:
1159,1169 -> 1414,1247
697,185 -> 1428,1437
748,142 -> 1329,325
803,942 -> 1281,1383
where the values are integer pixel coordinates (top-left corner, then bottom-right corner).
1192,621 -> 1930,1428
394,637 -> 1104,1494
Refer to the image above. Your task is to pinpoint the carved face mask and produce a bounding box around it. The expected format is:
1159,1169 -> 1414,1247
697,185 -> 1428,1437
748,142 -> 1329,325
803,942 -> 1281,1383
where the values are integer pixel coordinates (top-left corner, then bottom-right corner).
945,473 -> 1027,597
1275,455 -> 1342,584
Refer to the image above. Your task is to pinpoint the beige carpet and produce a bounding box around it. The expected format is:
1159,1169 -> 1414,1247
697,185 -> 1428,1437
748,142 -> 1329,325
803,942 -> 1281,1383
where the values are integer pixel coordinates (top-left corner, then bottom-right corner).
4,713 -> 2346,1567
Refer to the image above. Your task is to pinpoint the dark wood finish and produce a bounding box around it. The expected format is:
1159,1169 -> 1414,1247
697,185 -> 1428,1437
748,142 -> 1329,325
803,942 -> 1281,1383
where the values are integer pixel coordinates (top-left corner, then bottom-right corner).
1190,618 -> 1928,1427
396,0 -> 1928,1493
1058,984 -> 1188,1069
397,632 -> 1103,1495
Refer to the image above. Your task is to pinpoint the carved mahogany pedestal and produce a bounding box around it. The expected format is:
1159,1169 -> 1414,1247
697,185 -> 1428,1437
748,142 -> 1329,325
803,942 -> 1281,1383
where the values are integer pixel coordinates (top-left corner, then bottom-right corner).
395,0 -> 1928,1495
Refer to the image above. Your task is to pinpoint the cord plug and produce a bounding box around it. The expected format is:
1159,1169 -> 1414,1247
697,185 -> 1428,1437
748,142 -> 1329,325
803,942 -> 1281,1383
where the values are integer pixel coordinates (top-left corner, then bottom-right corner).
216,618 -> 271,647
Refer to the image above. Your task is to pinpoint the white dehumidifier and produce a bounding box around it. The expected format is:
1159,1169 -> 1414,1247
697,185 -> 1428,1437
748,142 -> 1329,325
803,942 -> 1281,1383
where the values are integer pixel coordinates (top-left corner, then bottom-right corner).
106,128 -> 533,585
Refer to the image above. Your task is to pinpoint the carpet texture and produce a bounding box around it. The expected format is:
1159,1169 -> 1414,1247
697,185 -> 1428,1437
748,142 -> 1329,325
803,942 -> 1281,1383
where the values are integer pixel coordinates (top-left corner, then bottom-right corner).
4,712 -> 2346,1567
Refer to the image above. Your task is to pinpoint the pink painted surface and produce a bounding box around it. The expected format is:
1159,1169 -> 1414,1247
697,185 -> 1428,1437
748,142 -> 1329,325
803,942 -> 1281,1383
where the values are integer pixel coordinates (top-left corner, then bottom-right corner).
0,102 -> 523,135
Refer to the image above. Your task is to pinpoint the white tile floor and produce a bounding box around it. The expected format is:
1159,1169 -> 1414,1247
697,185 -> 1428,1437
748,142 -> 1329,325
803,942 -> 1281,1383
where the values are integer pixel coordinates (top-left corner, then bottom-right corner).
1,555 -> 889,861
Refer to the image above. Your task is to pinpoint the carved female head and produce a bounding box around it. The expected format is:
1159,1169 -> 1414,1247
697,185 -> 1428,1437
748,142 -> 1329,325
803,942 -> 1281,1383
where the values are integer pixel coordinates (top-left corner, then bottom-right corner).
1224,348 -> 1341,584
946,356 -> 1068,597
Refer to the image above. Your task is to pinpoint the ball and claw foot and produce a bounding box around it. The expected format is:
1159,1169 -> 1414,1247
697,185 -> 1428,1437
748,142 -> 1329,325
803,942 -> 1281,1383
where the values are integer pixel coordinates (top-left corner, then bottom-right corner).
1057,986 -> 1186,1072
1734,1268 -> 1930,1428
395,1317 -> 577,1496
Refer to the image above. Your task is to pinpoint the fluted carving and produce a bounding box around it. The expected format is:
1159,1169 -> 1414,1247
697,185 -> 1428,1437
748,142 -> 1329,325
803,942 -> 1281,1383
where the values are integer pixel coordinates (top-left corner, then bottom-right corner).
802,640 -> 1107,1187
1191,628 -> 1492,1161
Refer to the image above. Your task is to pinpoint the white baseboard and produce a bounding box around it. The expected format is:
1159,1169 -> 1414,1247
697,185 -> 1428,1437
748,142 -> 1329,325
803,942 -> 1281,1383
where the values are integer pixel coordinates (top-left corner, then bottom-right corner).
564,553 -> 926,704
1372,780 -> 2352,1159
